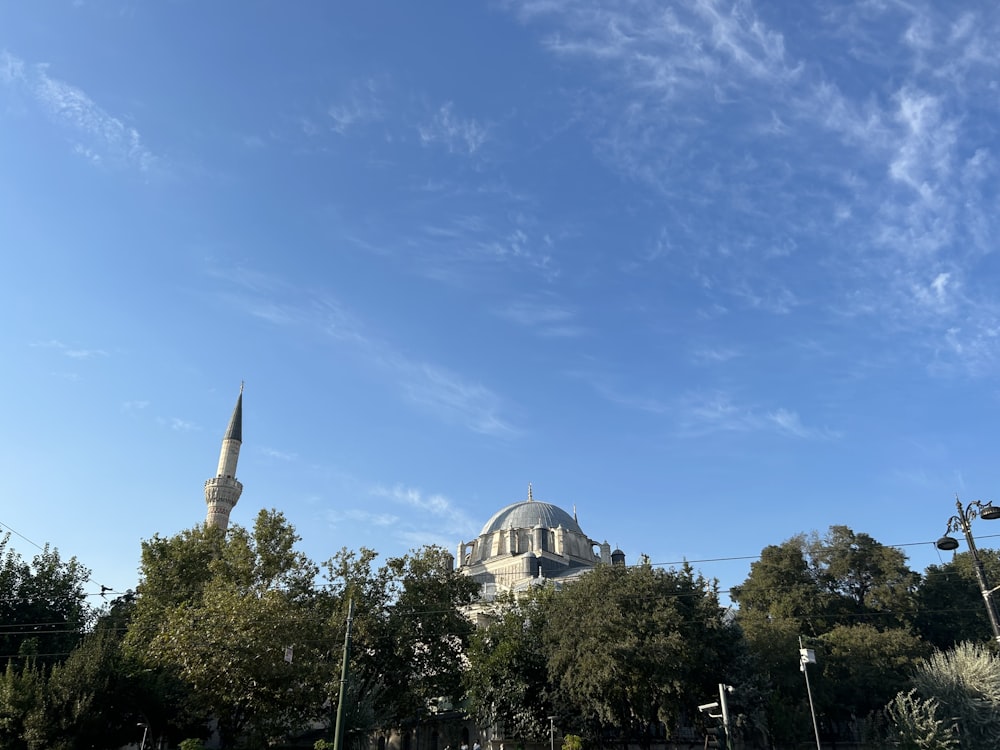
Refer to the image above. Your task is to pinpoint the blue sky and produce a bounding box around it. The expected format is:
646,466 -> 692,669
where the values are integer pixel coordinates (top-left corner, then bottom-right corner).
3,0 -> 1000,603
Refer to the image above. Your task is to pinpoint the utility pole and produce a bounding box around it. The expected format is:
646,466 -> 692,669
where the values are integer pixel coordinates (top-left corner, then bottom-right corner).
718,684 -> 734,750
799,637 -> 821,750
333,597 -> 355,750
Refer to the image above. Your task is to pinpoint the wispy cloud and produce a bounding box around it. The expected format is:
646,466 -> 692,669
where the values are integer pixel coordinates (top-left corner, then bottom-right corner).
1,50 -> 156,171
692,347 -> 741,364
325,508 -> 399,527
30,339 -> 108,359
328,78 -> 383,134
158,417 -> 198,432
418,102 -> 488,155
503,1 -> 1000,376
261,447 -> 298,461
370,484 -> 481,542
396,360 -> 517,437
495,296 -> 583,337
677,391 -> 839,440
209,264 -> 518,437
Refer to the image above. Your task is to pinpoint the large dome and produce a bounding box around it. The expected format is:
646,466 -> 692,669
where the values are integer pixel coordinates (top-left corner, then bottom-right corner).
479,500 -> 583,536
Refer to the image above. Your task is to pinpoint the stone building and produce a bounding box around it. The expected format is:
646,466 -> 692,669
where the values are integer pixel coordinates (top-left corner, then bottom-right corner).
203,384 -> 244,531
455,484 -> 625,606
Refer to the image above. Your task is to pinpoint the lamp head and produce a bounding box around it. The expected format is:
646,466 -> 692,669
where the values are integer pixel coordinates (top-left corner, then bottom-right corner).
980,503 -> 1000,521
936,535 -> 960,551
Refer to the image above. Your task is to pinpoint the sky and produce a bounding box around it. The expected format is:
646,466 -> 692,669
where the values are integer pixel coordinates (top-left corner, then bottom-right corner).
3,0 -> 1000,606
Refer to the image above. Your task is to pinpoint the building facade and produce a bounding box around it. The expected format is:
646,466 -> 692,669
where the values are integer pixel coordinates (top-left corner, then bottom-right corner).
454,484 -> 625,617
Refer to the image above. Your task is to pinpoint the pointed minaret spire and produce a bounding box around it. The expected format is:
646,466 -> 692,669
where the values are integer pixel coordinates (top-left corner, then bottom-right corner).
527,483 -> 533,502
204,385 -> 244,531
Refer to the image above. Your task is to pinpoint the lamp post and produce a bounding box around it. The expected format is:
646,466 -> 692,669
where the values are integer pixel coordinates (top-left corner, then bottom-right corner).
547,715 -> 556,750
137,722 -> 149,750
798,640 -> 821,750
936,496 -> 1000,644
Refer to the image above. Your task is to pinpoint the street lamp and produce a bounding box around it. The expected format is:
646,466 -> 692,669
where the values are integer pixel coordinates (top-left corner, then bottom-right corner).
547,716 -> 556,750
137,722 -> 149,750
936,496 -> 1000,644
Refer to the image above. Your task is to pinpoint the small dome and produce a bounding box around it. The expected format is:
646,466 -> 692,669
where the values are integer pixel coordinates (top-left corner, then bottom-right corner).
480,500 -> 582,536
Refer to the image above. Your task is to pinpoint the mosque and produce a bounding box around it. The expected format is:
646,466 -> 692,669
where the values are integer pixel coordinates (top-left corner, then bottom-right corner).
200,387 -> 625,750
203,387 -> 625,592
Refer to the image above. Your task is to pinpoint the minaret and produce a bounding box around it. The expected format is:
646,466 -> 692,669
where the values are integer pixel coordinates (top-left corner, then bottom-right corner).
204,384 -> 244,530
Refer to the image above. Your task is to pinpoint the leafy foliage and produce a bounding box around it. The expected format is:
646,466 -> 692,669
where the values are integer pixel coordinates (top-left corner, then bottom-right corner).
127,510 -> 329,748
731,526 -> 925,745
878,690 -> 958,750
915,549 -> 1000,650
910,641 -> 1000,748
542,562 -> 740,748
0,534 -> 92,667
465,588 -> 556,741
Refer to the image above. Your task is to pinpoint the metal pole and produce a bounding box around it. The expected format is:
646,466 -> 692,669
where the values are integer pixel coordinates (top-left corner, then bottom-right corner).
718,684 -> 733,750
955,499 -> 1000,644
334,597 -> 355,750
799,638 -> 822,750
548,716 -> 555,750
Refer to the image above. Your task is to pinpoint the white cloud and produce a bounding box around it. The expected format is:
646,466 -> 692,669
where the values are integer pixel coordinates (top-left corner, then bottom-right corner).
30,340 -> 108,359
495,297 -> 582,337
159,417 -> 198,432
1,50 -> 156,171
326,508 -> 399,527
675,391 -> 838,440
398,361 -> 516,437
261,447 -> 297,461
210,264 -> 517,437
328,79 -> 383,134
418,102 -> 488,155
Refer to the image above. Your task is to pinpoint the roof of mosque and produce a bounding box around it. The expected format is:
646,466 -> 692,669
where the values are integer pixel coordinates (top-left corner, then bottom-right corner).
479,500 -> 583,536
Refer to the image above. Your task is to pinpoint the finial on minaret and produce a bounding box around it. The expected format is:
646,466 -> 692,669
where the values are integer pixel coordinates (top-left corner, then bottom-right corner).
527,483 -> 533,502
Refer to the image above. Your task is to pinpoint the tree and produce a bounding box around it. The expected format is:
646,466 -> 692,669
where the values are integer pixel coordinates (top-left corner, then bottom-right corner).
319,545 -> 479,746
908,641 -> 1000,748
915,549 -> 1000,649
730,537 -> 826,638
543,562 -> 740,749
465,587 -> 557,743
817,624 -> 930,723
0,659 -> 46,750
874,690 -> 958,749
126,510 -> 329,748
381,546 -> 480,721
731,526 -> 924,745
0,534 -> 92,667
808,526 -> 919,627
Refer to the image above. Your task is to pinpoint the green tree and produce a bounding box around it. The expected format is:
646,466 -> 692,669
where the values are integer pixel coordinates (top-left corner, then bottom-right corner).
915,549 -> 1000,649
0,534 -> 92,667
817,624 -> 930,723
465,587 -> 557,743
878,690 -> 959,750
0,660 -> 46,750
126,510 -> 328,748
543,562 -> 740,749
909,641 -> 1000,748
731,526 -> 924,745
808,526 -> 919,627
382,546 -> 480,720
319,545 -> 479,746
